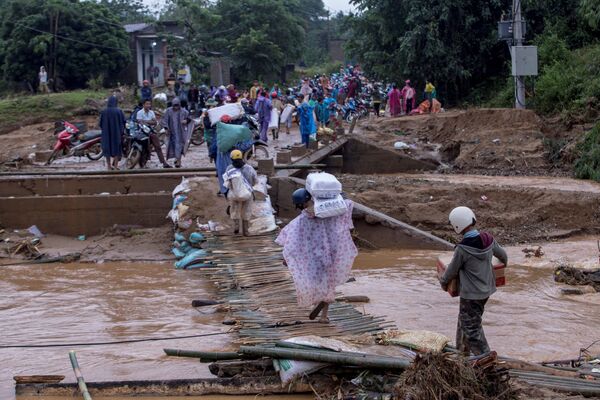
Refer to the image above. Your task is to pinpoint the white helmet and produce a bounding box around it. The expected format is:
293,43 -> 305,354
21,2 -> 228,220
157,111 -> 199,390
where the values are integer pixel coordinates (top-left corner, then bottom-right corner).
449,206 -> 476,234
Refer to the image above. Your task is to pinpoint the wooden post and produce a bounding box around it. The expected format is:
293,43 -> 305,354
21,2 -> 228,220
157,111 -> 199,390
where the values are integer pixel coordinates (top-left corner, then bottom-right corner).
257,158 -> 275,176
276,150 -> 292,164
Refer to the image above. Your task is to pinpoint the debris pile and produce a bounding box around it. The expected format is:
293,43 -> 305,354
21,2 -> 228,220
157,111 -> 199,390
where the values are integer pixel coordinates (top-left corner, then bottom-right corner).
395,352 -> 516,400
554,264 -> 600,292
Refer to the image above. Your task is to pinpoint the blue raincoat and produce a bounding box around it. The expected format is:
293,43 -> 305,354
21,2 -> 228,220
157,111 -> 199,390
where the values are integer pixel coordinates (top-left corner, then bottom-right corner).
297,102 -> 315,147
99,96 -> 126,157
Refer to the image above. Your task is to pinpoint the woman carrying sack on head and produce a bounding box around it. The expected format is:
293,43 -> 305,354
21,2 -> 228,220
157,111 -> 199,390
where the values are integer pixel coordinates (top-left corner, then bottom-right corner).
223,149 -> 258,236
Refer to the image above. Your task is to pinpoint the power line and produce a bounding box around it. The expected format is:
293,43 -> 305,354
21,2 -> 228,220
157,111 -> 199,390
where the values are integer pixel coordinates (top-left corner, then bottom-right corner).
0,331 -> 230,349
15,23 -> 128,51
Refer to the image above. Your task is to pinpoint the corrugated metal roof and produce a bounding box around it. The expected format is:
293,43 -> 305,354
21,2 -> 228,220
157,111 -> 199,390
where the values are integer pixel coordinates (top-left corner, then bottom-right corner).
124,23 -> 150,33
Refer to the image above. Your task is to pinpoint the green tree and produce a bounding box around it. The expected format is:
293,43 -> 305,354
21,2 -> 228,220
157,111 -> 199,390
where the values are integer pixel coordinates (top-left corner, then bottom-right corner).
97,0 -> 154,24
345,0 -> 507,104
0,0 -> 130,90
230,28 -> 284,80
214,0 -> 305,83
580,0 -> 600,30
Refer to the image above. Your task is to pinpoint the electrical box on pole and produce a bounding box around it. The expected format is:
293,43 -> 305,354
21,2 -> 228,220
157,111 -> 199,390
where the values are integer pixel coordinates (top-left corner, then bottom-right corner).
510,46 -> 538,76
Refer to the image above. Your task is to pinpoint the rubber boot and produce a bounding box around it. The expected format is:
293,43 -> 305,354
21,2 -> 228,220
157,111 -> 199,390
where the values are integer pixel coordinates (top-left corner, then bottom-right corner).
242,220 -> 250,237
233,220 -> 240,235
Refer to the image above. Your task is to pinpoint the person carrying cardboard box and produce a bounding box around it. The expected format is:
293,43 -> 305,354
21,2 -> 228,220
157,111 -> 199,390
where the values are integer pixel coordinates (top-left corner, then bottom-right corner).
439,206 -> 508,355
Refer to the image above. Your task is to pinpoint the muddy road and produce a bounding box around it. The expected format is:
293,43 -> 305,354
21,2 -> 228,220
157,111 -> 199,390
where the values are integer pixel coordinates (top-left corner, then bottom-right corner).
2,240 -> 599,399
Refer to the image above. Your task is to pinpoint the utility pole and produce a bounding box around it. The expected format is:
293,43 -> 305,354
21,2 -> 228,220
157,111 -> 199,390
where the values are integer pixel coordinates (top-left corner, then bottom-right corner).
513,0 -> 526,109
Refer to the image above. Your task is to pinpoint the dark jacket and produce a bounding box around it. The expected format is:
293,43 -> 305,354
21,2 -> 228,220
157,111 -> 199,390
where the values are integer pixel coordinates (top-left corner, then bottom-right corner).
440,232 -> 508,300
140,86 -> 152,102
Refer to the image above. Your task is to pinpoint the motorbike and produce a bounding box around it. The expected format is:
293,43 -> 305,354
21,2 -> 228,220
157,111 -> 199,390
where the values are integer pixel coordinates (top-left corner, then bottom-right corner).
125,123 -> 153,169
46,121 -> 103,165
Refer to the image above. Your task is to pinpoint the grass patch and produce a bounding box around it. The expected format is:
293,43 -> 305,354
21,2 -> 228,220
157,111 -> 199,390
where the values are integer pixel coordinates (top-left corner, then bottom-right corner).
0,90 -> 108,128
574,124 -> 600,180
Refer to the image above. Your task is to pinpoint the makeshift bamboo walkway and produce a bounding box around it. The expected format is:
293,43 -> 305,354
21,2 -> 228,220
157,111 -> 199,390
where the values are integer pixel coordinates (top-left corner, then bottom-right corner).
198,233 -> 395,344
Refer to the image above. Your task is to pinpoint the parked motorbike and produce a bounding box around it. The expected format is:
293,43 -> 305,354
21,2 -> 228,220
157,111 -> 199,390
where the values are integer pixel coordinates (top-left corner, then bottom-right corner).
46,121 -> 103,165
125,123 -> 153,169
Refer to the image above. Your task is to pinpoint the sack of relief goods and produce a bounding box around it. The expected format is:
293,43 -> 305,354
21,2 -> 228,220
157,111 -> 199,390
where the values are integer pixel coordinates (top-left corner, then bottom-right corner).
314,195 -> 347,219
306,172 -> 342,199
436,254 -> 506,297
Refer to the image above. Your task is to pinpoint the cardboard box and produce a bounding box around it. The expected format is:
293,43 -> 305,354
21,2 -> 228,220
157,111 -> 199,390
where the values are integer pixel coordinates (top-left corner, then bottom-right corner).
436,255 -> 506,297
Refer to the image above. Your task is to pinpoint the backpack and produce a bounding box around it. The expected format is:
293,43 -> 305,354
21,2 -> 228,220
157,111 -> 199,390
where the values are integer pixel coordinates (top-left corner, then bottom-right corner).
224,168 -> 252,201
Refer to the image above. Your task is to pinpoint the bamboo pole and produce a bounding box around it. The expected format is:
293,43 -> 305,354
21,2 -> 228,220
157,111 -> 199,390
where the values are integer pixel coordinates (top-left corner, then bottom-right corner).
163,349 -> 245,361
239,346 -> 411,370
68,351 -> 92,400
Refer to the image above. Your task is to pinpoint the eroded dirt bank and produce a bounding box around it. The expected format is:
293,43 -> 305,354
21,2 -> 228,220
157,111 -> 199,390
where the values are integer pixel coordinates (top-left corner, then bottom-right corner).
340,173 -> 600,244
358,108 -> 581,176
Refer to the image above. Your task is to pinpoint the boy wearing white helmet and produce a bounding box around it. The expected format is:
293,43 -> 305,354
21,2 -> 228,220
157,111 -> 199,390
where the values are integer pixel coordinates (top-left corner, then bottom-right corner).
440,206 -> 508,355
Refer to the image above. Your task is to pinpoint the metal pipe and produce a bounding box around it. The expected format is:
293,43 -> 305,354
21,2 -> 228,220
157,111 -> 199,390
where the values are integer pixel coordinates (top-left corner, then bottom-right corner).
68,351 -> 92,400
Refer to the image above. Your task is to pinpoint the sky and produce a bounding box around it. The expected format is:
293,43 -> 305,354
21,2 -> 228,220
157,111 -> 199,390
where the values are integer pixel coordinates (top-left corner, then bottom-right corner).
144,0 -> 355,14
324,0 -> 355,13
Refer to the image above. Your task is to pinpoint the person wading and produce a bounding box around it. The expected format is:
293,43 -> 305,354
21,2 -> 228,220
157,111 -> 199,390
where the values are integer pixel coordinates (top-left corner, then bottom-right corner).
136,99 -> 171,168
440,206 -> 508,356
276,188 -> 358,323
161,97 -> 191,168
100,95 -> 126,170
223,150 -> 258,236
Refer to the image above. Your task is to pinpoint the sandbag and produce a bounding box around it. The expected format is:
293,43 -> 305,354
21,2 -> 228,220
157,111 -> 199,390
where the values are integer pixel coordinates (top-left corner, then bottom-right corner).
223,168 -> 252,201
208,103 -> 244,125
280,104 -> 294,121
306,172 -> 342,199
314,195 -> 347,219
216,122 -> 252,152
175,249 -> 208,269
268,109 -> 280,129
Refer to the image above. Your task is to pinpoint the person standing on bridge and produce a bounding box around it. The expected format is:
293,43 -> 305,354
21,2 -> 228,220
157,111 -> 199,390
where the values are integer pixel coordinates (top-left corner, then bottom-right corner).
161,97 -> 191,168
276,188 -> 357,323
440,206 -> 508,356
99,95 -> 126,171
223,149 -> 257,236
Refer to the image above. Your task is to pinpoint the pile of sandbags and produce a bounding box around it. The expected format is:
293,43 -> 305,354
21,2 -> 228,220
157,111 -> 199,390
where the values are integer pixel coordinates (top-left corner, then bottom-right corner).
166,177 -> 227,236
306,172 -> 347,219
172,231 -> 212,270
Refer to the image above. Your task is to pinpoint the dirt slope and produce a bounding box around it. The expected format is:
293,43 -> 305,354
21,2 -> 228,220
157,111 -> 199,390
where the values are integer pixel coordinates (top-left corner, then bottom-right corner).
358,108 -> 560,176
340,173 -> 600,244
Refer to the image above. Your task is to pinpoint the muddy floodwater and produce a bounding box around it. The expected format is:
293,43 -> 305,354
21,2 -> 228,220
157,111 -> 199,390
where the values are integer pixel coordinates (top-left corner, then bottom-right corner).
2,239 -> 600,399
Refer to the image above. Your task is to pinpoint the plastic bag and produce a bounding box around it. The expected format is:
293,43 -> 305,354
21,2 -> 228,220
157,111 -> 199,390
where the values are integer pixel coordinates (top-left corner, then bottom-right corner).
223,169 -> 252,201
208,103 -> 244,125
314,195 -> 347,218
306,172 -> 342,199
173,177 -> 191,197
268,109 -> 280,129
216,122 -> 252,152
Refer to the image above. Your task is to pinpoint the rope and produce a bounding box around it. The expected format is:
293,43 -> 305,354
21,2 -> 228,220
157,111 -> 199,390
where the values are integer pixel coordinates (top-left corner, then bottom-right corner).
0,331 -> 230,349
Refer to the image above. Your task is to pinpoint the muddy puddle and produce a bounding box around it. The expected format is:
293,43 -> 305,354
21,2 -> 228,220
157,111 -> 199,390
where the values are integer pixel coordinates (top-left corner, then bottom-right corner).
0,262 -> 233,400
2,238 -> 600,399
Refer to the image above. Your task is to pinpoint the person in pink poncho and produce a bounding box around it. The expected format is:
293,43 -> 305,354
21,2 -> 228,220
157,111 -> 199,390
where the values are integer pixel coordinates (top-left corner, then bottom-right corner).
388,84 -> 402,117
275,188 -> 357,323
400,80 -> 416,115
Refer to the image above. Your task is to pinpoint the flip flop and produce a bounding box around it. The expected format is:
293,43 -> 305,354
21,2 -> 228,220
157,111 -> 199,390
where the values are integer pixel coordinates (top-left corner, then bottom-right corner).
309,301 -> 326,320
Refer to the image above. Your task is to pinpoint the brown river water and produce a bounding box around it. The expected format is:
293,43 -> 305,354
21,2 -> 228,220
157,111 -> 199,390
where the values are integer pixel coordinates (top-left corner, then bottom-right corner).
2,238 -> 600,399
